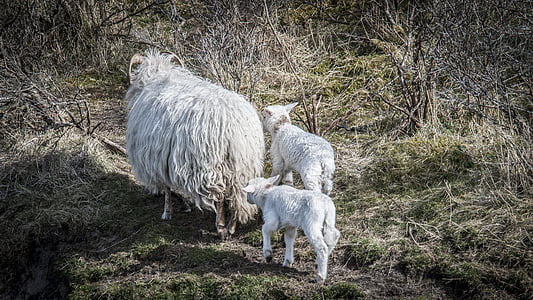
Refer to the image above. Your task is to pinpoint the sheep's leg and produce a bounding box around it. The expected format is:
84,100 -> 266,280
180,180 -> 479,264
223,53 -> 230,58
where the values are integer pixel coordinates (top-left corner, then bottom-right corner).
162,187 -> 173,220
215,199 -> 228,240
227,204 -> 237,236
171,191 -> 192,213
262,221 -> 278,263
180,195 -> 192,213
283,227 -> 297,267
305,227 -> 329,282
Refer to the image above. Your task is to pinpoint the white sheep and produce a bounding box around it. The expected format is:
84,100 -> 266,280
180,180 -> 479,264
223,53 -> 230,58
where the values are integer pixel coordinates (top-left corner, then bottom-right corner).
262,103 -> 335,195
125,49 -> 264,239
243,175 -> 341,282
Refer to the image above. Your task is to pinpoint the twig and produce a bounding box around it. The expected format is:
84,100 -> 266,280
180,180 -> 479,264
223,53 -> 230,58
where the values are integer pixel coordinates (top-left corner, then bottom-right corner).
92,134 -> 127,155
93,228 -> 142,253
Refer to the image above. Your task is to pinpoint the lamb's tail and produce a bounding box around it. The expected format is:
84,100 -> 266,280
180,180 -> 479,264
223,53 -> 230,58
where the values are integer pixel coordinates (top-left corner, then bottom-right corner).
320,159 -> 335,195
323,200 -> 340,256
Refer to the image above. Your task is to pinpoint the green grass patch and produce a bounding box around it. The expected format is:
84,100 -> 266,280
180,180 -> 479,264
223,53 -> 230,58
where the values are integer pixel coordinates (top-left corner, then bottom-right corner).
224,275 -> 293,300
314,282 -> 365,300
344,239 -> 386,269
364,134 -> 477,194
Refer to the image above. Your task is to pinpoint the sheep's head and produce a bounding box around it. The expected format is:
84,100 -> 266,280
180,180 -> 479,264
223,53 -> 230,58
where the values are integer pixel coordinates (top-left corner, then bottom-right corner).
243,175 -> 279,206
262,103 -> 298,134
128,49 -> 185,87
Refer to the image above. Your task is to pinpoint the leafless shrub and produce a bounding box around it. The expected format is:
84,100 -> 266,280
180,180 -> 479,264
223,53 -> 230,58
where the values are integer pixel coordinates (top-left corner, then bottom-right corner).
194,0 -> 272,96
427,0 -> 532,133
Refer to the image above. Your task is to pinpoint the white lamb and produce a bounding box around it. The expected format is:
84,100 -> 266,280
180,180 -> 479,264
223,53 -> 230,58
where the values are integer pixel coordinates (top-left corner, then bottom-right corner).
262,103 -> 335,195
243,175 -> 341,282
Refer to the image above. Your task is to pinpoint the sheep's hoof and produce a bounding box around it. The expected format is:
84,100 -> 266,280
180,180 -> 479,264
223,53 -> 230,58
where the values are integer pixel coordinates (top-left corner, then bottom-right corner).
180,203 -> 192,213
265,255 -> 273,263
217,226 -> 229,240
282,260 -> 292,267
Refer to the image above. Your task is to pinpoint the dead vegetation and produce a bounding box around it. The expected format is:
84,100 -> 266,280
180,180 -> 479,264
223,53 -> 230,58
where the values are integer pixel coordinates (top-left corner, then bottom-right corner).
1,0 -> 531,299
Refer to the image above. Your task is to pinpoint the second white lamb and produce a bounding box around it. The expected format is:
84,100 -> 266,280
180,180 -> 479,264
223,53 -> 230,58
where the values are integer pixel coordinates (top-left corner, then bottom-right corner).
243,175 -> 341,282
262,103 -> 335,195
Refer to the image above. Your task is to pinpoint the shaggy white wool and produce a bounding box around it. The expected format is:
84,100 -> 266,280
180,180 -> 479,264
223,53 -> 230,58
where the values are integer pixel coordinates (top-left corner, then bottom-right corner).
262,103 -> 335,195
125,49 -> 264,229
244,176 -> 341,282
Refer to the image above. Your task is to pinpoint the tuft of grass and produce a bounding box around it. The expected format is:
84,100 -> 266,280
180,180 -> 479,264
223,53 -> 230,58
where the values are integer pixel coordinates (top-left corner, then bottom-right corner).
314,282 -> 365,300
167,274 -> 222,299
344,239 -> 386,269
224,275 -> 293,300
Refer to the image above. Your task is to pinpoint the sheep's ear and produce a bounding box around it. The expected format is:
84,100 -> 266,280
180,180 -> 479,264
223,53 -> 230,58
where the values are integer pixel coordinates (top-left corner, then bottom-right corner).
128,54 -> 144,83
285,102 -> 298,112
243,185 -> 255,193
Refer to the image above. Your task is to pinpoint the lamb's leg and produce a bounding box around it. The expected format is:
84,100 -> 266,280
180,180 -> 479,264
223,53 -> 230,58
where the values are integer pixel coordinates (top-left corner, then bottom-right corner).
325,228 -> 341,257
322,178 -> 333,196
262,221 -> 278,263
305,227 -> 329,282
302,163 -> 323,192
162,187 -> 173,220
282,171 -> 294,186
216,199 -> 228,240
302,175 -> 321,192
271,167 -> 293,186
283,227 -> 297,267
270,155 -> 291,185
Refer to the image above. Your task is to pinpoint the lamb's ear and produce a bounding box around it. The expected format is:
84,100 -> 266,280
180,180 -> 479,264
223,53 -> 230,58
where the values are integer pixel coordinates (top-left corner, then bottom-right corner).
243,185 -> 255,193
285,102 -> 298,112
266,175 -> 280,187
263,109 -> 273,117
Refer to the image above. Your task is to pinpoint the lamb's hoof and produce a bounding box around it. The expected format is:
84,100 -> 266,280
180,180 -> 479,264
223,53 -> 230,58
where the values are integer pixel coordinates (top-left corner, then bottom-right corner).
161,212 -> 172,220
310,276 -> 326,284
263,250 -> 273,263
282,260 -> 292,267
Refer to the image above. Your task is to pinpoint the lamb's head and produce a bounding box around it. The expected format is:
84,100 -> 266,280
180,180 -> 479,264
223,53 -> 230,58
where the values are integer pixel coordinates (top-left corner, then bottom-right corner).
243,175 -> 279,207
128,49 -> 184,88
262,103 -> 298,134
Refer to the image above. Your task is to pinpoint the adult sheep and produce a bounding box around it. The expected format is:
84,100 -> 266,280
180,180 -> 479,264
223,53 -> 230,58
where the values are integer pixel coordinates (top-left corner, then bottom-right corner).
125,49 -> 264,239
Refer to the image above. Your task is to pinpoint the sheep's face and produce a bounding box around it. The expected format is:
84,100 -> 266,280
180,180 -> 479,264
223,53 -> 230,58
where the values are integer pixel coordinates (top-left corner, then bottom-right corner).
262,103 -> 298,133
243,176 -> 279,205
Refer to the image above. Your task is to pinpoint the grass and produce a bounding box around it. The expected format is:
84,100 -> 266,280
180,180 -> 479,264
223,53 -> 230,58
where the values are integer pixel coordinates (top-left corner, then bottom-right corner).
2,98 -> 531,300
